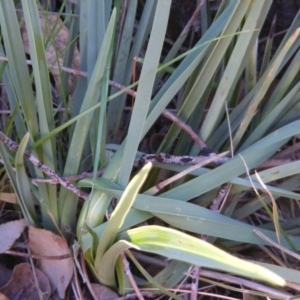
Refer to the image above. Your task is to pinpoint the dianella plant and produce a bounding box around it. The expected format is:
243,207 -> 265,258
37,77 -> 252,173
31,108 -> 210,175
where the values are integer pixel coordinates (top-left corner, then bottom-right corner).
0,0 -> 300,296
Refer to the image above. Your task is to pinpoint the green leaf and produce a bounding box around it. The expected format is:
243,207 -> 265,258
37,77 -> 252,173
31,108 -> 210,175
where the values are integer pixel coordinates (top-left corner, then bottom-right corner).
200,0 -> 271,141
235,28 -> 300,150
118,0 -> 171,185
78,174 -> 300,255
115,226 -> 286,287
0,0 -> 38,139
59,7 -> 117,233
162,120 -> 300,201
15,133 -> 38,226
94,163 -> 152,270
98,240 -> 138,286
20,0 -> 58,231
106,0 -> 138,142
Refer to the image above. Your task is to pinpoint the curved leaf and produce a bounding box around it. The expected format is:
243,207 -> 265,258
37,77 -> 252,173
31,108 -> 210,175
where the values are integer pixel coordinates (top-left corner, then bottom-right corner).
117,226 -> 285,287
15,133 -> 38,226
94,163 -> 152,270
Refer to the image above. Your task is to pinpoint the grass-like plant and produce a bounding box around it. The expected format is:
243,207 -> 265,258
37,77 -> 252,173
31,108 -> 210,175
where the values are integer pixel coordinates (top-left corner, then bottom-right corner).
1,0 -> 300,297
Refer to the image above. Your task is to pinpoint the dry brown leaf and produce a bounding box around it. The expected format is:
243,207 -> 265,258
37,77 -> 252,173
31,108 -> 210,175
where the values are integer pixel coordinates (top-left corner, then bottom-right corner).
0,262 -> 51,300
0,192 -> 17,204
17,6 -> 80,96
0,219 -> 26,254
28,226 -> 73,299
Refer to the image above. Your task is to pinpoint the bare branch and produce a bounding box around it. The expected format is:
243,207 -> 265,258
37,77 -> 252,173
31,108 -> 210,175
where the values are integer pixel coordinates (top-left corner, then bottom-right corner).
0,132 -> 89,200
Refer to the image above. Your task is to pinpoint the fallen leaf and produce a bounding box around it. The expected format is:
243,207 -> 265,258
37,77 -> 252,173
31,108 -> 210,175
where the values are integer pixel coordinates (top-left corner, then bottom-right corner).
28,226 -> 73,299
0,192 -> 17,204
0,263 -> 51,300
0,219 -> 26,254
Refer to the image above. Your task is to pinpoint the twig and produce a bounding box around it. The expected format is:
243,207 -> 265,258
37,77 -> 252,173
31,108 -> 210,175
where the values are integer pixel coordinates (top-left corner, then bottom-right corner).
259,29 -> 288,43
71,281 -> 82,300
116,291 -> 157,300
190,266 -> 200,300
112,78 -> 209,150
32,168 -> 105,185
72,242 -> 86,283
25,239 -> 44,300
180,0 -> 206,37
145,151 -> 230,194
5,250 -> 70,260
257,158 -> 294,169
79,250 -> 98,300
199,269 -> 292,298
210,183 -> 231,212
257,244 -> 286,267
121,252 -> 145,300
161,109 -> 207,149
253,229 -> 300,261
72,242 -> 84,300
130,250 -> 168,268
0,131 -> 89,200
138,151 -> 229,167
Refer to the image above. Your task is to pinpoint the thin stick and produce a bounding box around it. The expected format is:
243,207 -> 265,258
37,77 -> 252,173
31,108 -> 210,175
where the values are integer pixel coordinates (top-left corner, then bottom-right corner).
180,0 -> 206,37
145,151 -> 229,194
199,269 -> 291,298
114,79 -> 208,150
257,158 -> 293,169
72,243 -> 86,283
253,229 -> 300,261
32,168 -> 105,185
0,131 -> 89,200
121,252 -> 145,300
138,151 -> 229,167
257,244 -> 286,267
190,266 -> 200,300
116,291 -> 156,300
5,250 -> 70,260
72,267 -> 84,300
210,183 -> 230,212
26,242 -> 44,300
71,281 -> 81,300
161,109 -> 207,149
80,251 -> 98,300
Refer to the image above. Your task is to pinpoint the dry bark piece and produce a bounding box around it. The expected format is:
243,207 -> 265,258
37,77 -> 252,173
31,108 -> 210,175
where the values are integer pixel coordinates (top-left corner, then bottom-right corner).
0,219 -> 26,254
28,226 -> 73,299
0,262 -> 51,300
